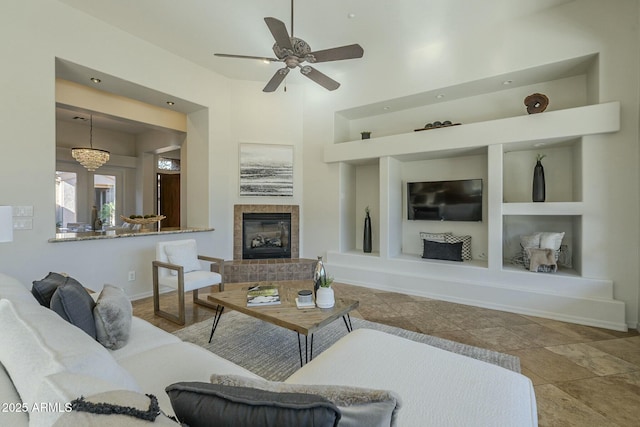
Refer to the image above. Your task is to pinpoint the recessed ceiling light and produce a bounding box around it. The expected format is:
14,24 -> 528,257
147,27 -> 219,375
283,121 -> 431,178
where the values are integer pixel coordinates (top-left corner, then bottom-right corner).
90,77 -> 101,84
502,80 -> 513,85
383,106 -> 390,110
347,13 -> 356,19
436,94 -> 445,99
166,101 -> 175,106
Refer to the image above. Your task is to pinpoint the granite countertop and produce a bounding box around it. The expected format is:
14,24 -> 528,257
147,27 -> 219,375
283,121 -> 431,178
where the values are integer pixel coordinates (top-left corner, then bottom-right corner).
49,227 -> 214,243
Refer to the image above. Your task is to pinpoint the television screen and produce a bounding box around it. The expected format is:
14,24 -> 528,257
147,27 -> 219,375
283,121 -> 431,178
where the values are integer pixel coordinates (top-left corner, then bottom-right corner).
407,179 -> 482,221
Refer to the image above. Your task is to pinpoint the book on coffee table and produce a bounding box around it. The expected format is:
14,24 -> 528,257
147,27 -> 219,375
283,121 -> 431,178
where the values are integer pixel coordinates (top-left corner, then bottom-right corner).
247,285 -> 281,307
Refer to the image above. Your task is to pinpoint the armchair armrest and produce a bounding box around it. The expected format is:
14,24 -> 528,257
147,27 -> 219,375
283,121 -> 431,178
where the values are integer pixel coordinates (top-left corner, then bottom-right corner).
197,255 -> 225,275
152,260 -> 184,274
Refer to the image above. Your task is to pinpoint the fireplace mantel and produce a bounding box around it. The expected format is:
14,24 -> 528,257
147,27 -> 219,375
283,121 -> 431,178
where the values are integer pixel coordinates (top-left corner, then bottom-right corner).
233,205 -> 299,260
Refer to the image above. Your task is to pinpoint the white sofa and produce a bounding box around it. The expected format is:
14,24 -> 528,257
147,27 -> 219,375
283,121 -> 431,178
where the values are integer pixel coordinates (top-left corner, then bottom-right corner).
0,273 -> 537,426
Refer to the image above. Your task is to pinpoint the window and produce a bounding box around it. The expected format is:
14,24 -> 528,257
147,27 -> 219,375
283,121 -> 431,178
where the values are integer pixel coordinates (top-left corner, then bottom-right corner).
94,174 -> 116,226
55,171 -> 77,229
158,157 -> 180,171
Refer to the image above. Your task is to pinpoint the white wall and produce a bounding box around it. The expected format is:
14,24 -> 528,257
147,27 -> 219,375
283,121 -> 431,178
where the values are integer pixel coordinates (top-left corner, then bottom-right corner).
0,0 -> 638,328
300,0 -> 640,328
0,0 -> 303,299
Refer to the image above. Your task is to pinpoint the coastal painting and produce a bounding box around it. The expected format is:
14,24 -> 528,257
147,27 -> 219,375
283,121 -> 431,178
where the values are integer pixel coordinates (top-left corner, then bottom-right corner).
239,143 -> 293,197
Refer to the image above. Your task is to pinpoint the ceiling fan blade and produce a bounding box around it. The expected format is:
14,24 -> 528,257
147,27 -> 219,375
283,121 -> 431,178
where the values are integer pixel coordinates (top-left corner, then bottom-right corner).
308,44 -> 364,63
215,53 -> 279,62
264,17 -> 293,51
299,66 -> 340,91
263,68 -> 290,92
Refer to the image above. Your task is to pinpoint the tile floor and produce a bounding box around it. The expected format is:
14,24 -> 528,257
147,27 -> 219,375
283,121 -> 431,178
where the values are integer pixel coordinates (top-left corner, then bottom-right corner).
133,282 -> 640,427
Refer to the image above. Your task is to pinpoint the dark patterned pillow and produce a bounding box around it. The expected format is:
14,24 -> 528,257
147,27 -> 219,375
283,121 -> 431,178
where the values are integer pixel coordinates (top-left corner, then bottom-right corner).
166,382 -> 340,427
32,272 -> 82,307
422,240 -> 463,262
50,281 -> 97,339
444,234 -> 472,260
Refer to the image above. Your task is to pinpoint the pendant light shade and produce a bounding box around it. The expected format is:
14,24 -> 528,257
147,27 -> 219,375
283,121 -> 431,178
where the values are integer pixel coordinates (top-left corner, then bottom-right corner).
71,115 -> 110,171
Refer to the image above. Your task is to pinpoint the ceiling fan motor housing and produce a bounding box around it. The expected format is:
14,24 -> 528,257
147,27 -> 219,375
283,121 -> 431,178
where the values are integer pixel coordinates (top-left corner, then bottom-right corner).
273,37 -> 311,60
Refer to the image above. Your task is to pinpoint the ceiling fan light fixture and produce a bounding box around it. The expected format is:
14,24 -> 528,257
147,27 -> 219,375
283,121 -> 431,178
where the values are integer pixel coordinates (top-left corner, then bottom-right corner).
71,115 -> 110,171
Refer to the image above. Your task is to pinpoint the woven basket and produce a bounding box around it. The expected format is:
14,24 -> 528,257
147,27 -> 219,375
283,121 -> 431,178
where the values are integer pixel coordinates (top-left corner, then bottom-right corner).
521,244 -> 560,273
120,215 -> 166,225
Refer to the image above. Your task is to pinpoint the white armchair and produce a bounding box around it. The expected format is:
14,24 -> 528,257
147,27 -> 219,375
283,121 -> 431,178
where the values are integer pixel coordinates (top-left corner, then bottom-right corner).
152,239 -> 225,325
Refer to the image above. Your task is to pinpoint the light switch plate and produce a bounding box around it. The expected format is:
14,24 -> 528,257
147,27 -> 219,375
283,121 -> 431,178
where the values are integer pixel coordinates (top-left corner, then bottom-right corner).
13,206 -> 33,217
13,218 -> 33,230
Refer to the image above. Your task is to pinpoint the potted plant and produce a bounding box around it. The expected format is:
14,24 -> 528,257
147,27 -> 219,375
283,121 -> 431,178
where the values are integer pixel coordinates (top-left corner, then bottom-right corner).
315,276 -> 335,308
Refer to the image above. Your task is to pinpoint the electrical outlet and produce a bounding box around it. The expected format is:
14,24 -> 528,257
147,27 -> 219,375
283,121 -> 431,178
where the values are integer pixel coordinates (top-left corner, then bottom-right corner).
128,271 -> 136,281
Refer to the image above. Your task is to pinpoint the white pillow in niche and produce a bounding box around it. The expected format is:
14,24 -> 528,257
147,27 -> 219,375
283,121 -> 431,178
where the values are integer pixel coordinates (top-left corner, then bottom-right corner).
164,241 -> 202,276
539,232 -> 565,251
520,233 -> 542,249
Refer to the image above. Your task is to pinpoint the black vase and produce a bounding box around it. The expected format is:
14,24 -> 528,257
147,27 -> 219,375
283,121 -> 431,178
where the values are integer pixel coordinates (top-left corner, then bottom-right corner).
532,160 -> 546,202
363,213 -> 372,253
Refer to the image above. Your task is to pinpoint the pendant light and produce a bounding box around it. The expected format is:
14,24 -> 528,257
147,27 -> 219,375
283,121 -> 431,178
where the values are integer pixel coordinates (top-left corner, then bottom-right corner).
71,115 -> 110,171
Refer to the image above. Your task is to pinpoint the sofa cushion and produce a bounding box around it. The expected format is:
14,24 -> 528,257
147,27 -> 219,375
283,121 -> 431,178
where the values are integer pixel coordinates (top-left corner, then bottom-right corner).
50,280 -> 97,338
94,285 -> 132,350
0,363 -> 29,426
118,342 -> 261,416
286,329 -> 537,427
33,372 -> 143,427
32,272 -> 82,307
53,390 -> 178,426
166,381 -> 341,427
0,299 -> 140,415
422,240 -> 463,262
211,373 -> 401,427
0,273 -> 39,306
109,317 -> 182,361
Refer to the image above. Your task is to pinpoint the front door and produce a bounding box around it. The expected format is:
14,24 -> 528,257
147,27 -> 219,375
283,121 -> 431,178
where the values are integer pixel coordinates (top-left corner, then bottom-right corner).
158,173 -> 180,228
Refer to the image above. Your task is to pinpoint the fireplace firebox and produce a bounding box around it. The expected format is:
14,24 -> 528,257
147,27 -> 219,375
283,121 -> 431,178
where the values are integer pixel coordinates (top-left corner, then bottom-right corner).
242,213 -> 291,259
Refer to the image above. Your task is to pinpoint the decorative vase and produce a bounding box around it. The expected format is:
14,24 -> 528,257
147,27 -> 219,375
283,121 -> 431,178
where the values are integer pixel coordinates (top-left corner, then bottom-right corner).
91,206 -> 98,231
316,286 -> 335,308
532,159 -> 546,202
363,212 -> 372,253
313,256 -> 326,298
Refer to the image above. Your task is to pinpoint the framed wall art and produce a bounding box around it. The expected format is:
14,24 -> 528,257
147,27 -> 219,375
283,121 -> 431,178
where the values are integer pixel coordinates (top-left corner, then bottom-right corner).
239,143 -> 293,197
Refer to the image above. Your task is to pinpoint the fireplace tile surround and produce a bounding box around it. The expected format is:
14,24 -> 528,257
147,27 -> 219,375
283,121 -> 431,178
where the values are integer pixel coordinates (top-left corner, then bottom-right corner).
226,205 -> 314,283
233,204 -> 299,260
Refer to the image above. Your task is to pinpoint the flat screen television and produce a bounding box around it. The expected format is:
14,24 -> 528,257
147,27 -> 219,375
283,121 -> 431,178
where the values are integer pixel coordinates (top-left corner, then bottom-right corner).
407,179 -> 482,221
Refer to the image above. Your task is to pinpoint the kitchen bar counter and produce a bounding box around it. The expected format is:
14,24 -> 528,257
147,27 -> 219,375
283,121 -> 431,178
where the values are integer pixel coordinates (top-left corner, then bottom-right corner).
49,227 -> 214,243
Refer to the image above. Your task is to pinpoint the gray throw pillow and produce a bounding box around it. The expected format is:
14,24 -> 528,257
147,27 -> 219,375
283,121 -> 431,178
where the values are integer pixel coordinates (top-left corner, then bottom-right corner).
32,272 -> 83,307
422,240 -> 463,262
211,374 -> 401,427
93,284 -> 132,350
50,281 -> 97,339
166,382 -> 341,427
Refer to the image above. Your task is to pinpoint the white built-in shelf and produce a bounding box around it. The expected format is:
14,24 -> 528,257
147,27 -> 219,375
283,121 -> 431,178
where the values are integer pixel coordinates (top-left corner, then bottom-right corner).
502,202 -> 584,216
325,102 -> 620,164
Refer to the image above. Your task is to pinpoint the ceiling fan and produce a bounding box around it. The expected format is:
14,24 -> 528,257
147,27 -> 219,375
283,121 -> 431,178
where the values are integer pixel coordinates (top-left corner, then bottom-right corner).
214,0 -> 364,92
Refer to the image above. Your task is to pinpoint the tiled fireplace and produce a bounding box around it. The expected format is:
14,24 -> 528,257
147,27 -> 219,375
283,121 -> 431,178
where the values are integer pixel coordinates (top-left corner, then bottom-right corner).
223,205 -> 314,283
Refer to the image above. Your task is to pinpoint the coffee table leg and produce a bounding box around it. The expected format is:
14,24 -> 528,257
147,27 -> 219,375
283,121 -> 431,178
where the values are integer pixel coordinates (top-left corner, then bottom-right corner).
342,314 -> 354,332
297,333 -> 314,367
208,305 -> 225,343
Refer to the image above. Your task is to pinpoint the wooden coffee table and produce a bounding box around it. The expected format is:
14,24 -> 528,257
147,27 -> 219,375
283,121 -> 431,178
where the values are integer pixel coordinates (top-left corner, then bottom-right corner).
206,280 -> 359,366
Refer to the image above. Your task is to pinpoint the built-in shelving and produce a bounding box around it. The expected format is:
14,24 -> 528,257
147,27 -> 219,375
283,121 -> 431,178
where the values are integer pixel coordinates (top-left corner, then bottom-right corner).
325,101 -> 626,331
502,202 -> 584,215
